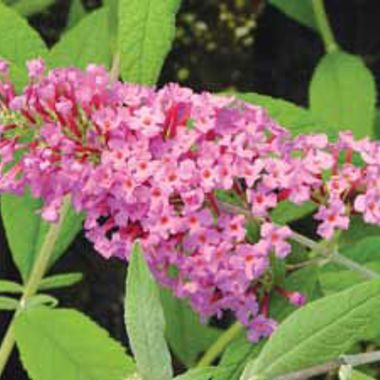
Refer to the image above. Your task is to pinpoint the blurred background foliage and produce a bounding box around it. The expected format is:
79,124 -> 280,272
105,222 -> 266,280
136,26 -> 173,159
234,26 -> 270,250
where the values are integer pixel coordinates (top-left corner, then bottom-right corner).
1,0 -> 380,378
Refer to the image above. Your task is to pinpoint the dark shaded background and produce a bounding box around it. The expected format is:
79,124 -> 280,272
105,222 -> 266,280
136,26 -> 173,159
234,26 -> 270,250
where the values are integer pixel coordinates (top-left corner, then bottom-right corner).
1,0 -> 380,378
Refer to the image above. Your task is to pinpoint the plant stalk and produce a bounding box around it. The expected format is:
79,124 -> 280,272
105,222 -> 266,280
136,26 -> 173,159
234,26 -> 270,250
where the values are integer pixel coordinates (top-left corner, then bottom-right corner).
195,322 -> 243,368
312,0 -> 338,53
0,196 -> 71,376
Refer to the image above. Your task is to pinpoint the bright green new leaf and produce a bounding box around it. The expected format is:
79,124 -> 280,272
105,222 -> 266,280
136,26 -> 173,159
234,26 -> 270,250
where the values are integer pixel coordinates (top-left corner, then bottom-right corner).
174,367 -> 215,380
39,272 -> 83,291
269,0 -> 316,30
309,50 -> 377,138
0,280 -> 23,294
241,279 -> 380,380
15,307 -> 135,380
49,8 -> 112,69
351,370 -> 376,380
125,243 -> 173,380
25,294 -> 58,309
0,2 -> 47,88
236,92 -> 336,138
160,287 -> 221,367
118,0 -> 181,84
1,190 -> 83,281
10,0 -> 54,17
0,296 -> 19,310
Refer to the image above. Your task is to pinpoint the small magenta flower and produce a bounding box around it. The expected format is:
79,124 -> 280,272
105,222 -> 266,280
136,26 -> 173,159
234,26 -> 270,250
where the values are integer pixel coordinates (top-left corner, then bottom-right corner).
261,223 -> 292,258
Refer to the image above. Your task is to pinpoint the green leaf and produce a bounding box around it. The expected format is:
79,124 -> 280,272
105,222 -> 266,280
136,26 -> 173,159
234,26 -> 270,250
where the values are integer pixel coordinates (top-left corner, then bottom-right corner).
0,280 -> 23,294
309,50 -> 377,138
174,367 -> 215,380
269,0 -> 316,30
0,2 -> 47,88
125,243 -> 172,380
11,0 -> 54,17
241,279 -> 380,380
49,8 -> 112,69
270,200 -> 317,225
66,0 -> 87,30
160,287 -> 221,368
235,92 -> 336,138
213,337 -> 263,380
351,370 -> 376,380
118,0 -> 181,84
39,272 -> 83,291
15,307 -> 135,380
0,296 -> 19,310
270,266 -> 320,321
25,294 -> 58,309
1,190 -> 83,281
320,236 -> 380,295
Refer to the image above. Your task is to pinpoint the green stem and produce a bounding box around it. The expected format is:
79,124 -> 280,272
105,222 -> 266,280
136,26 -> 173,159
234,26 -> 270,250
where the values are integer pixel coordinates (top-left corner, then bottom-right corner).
195,322 -> 243,368
0,197 -> 71,376
312,0 -> 338,53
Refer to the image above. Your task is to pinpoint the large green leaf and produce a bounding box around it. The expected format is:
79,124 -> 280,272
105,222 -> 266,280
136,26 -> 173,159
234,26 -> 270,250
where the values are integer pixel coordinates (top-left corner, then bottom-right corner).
49,8 -> 112,69
236,92 -> 336,138
66,0 -> 87,30
118,0 -> 181,84
309,50 -> 377,138
269,0 -> 316,30
0,2 -> 47,88
125,244 -> 173,380
241,279 -> 380,380
15,307 -> 135,380
1,190 -> 83,281
160,287 -> 221,368
10,0 -> 54,16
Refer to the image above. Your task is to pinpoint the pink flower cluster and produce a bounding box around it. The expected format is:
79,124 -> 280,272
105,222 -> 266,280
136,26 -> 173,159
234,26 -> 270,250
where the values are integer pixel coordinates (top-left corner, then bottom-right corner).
1,59 -> 379,341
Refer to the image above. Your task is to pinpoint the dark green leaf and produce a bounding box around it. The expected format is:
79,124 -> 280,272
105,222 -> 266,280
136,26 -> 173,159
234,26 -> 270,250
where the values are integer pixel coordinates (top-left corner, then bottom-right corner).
49,8 -> 112,69
309,50 -> 377,138
270,200 -> 317,225
39,272 -> 83,291
174,367 -> 215,380
269,0 -> 316,30
118,0 -> 181,84
241,279 -> 380,380
0,280 -> 23,294
1,190 -> 83,281
160,287 -> 220,368
15,307 -> 135,380
125,243 -> 172,380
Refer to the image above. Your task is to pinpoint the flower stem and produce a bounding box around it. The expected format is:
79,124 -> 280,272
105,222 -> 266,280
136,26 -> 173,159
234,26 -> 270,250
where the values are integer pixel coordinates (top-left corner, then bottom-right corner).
195,322 -> 243,368
0,197 -> 71,376
312,0 -> 338,53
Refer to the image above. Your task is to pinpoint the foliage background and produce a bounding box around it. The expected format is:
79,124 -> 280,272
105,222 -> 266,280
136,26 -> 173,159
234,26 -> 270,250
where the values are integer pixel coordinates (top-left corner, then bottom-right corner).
0,0 -> 380,378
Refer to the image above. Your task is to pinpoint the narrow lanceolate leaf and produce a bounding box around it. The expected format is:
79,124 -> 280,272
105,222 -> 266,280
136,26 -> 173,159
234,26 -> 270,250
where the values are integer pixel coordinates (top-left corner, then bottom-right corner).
125,244 -> 172,380
235,92 -> 336,138
118,0 -> 181,84
11,0 -> 54,17
241,279 -> 380,380
0,2 -> 47,88
160,287 -> 221,367
310,50 -> 377,138
39,272 -> 83,291
0,296 -> 19,310
15,307 -> 135,380
0,280 -> 23,294
66,0 -> 87,29
49,8 -> 112,69
1,190 -> 83,281
269,0 -> 316,30
174,367 -> 216,380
